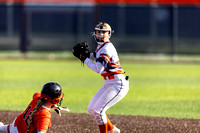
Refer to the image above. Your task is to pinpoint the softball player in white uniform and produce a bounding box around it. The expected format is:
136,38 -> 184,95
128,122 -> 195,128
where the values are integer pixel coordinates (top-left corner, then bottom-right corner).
84,22 -> 129,133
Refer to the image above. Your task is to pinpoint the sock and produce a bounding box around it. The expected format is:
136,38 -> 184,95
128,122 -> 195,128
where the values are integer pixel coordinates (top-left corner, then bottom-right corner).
98,123 -> 108,133
0,125 -> 8,133
106,115 -> 114,131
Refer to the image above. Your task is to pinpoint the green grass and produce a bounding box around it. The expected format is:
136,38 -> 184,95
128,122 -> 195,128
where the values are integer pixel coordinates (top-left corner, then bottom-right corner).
0,59 -> 200,119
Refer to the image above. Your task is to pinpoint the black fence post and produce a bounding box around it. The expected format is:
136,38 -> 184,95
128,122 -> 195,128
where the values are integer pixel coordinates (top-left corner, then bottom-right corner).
20,5 -> 30,53
172,4 -> 178,62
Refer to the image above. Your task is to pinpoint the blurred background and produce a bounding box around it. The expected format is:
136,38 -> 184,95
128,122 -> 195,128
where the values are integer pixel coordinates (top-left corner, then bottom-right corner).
0,0 -> 200,61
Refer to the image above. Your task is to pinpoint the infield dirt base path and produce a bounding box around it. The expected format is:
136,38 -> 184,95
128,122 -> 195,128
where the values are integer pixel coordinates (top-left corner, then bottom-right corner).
0,111 -> 200,133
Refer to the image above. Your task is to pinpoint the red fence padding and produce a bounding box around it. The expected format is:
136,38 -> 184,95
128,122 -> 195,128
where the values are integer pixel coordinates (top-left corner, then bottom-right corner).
0,0 -> 200,5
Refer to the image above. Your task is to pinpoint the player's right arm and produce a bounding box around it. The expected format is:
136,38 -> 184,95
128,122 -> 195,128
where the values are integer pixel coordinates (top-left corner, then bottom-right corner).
89,52 -> 96,62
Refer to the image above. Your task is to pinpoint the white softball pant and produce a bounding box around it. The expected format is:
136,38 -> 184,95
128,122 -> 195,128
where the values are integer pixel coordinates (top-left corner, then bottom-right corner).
0,118 -> 18,133
87,75 -> 129,125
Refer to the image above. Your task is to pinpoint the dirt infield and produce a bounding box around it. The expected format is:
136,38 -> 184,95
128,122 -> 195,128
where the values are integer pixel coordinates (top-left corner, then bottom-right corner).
0,110 -> 200,133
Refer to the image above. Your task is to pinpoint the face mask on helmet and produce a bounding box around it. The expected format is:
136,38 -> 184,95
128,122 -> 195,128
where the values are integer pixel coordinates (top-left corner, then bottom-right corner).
92,22 -> 114,44
41,82 -> 64,106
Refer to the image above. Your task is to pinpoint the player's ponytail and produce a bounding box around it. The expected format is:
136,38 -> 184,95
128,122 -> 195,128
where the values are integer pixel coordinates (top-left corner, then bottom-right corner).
26,98 -> 46,133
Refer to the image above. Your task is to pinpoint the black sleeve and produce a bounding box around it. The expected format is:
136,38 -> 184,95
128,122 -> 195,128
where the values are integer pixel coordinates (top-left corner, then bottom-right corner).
96,57 -> 108,68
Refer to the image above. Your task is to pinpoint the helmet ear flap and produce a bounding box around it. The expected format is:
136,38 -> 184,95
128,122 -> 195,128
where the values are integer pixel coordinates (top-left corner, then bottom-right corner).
51,93 -> 64,105
52,99 -> 58,104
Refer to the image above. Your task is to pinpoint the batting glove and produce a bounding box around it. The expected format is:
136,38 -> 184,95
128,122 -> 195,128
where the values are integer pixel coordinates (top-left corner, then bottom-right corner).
51,105 -> 70,116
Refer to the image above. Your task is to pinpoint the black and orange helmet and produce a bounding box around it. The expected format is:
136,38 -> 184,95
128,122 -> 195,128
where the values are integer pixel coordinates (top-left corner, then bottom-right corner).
41,82 -> 64,105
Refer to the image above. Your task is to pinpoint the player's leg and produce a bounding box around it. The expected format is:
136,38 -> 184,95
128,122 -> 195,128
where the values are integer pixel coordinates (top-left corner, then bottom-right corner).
0,119 -> 19,133
89,87 -> 121,132
87,85 -> 109,133
94,80 -> 129,133
106,115 -> 114,131
106,80 -> 129,133
92,88 -> 119,133
87,85 -> 111,133
9,119 -> 19,133
0,122 -> 9,133
87,85 -> 106,116
98,123 -> 108,133
98,122 -> 120,133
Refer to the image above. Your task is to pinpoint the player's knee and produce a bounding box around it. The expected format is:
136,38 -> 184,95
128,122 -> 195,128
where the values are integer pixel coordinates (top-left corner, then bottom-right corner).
87,106 -> 94,115
87,106 -> 99,116
95,113 -> 107,125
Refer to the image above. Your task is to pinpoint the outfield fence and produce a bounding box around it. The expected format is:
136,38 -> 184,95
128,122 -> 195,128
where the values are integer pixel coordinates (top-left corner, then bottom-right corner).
0,2 -> 200,56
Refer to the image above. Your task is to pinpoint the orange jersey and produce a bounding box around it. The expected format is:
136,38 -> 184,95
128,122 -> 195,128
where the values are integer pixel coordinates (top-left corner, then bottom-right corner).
14,92 -> 51,133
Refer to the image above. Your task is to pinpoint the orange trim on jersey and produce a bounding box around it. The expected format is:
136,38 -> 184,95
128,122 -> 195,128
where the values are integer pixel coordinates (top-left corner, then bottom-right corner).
100,54 -> 110,62
101,69 -> 125,77
108,61 -> 120,68
103,75 -> 115,80
99,54 -> 121,69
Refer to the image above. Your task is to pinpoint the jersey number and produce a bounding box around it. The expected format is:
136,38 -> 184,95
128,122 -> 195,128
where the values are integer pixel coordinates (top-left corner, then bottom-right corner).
23,105 -> 32,126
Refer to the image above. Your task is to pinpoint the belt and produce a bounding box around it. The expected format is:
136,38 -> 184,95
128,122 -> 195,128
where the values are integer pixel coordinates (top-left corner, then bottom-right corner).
103,74 -> 126,80
103,75 -> 115,80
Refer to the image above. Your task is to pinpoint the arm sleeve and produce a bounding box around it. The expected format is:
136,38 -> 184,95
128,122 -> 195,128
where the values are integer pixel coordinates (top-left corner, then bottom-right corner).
84,58 -> 105,74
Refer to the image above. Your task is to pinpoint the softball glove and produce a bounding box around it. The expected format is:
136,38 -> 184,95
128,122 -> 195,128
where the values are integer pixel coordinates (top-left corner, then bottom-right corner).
72,41 -> 90,63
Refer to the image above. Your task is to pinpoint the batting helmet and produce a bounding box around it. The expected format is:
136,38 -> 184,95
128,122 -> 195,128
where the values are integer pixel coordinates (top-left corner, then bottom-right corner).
95,22 -> 113,35
41,82 -> 64,105
92,22 -> 114,44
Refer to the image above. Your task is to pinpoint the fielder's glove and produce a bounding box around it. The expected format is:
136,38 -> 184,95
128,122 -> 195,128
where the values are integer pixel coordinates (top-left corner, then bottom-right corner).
51,105 -> 70,116
72,41 -> 90,63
